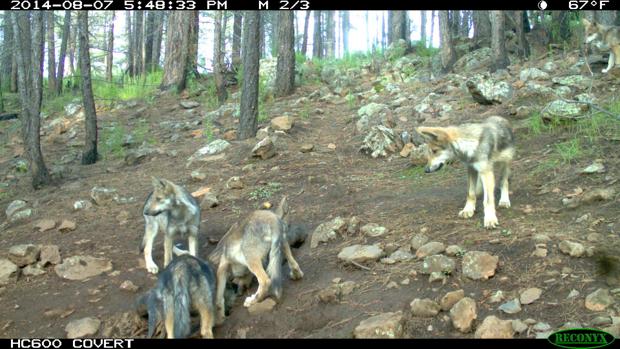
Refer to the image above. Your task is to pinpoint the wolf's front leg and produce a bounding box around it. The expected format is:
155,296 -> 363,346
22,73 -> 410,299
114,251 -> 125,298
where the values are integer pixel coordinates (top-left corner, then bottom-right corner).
215,260 -> 230,325
459,168 -> 478,219
480,170 -> 498,229
143,218 -> 160,274
188,226 -> 198,257
603,52 -> 615,73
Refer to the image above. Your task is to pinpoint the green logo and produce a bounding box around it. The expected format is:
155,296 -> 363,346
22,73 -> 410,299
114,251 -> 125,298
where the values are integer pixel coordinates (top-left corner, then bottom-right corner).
548,328 -> 615,349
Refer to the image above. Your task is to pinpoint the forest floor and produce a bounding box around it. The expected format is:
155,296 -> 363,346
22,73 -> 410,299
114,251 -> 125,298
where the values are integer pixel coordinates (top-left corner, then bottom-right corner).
0,49 -> 620,338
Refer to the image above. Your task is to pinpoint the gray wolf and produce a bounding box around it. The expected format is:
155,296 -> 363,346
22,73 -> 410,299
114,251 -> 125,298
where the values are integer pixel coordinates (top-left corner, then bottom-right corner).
210,196 -> 304,323
141,177 -> 200,274
582,18 -> 620,74
136,254 -> 216,338
415,116 -> 515,229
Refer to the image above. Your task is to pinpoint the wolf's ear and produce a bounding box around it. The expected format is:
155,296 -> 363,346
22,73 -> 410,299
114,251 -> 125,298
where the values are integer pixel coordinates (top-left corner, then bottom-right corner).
151,176 -> 165,189
275,196 -> 289,220
416,127 -> 451,143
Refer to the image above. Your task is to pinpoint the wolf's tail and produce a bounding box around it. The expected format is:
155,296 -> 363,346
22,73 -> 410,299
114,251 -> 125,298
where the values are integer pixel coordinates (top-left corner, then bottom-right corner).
266,226 -> 284,300
163,276 -> 191,338
274,196 -> 289,221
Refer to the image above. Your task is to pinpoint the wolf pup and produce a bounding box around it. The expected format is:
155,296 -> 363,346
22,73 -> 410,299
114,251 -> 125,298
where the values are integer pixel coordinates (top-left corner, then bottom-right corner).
582,18 -> 620,74
211,196 -> 304,323
136,254 -> 216,338
416,116 -> 515,229
142,177 -> 200,274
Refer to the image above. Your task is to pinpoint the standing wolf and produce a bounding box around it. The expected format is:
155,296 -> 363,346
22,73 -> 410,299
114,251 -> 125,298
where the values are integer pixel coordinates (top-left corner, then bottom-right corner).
582,18 -> 620,74
416,116 -> 515,229
211,196 -> 304,323
142,177 -> 200,274
136,254 -> 216,338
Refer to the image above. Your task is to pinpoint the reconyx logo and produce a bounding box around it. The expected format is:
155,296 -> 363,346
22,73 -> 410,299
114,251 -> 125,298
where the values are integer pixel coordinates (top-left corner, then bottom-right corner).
548,328 -> 615,349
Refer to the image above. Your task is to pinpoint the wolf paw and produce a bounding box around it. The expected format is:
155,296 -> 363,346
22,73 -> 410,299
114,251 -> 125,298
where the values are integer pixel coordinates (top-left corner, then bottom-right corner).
243,293 -> 258,307
498,199 -> 511,208
602,68 -> 609,74
146,261 -> 159,274
290,268 -> 304,280
483,214 -> 499,229
458,208 -> 475,219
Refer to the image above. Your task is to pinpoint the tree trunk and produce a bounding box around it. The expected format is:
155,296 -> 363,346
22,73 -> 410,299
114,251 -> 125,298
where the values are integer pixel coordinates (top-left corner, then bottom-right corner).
341,11 -> 350,54
596,11 -> 616,25
275,11 -> 295,97
11,12 -> 50,189
46,12 -> 57,94
523,10 -> 531,33
106,12 -> 115,82
450,11 -> 461,37
68,18 -> 77,79
325,11 -> 335,57
213,11 -> 228,104
151,12 -> 164,71
187,11 -> 199,76
420,11 -> 427,47
259,16 -> 265,58
269,12 -> 278,57
438,11 -> 457,73
301,11 -> 311,57
490,11 -> 509,71
134,11 -> 144,76
549,11 -> 570,43
56,11 -> 70,94
126,11 -> 134,76
232,12 -> 243,67
365,11 -> 370,51
312,11 -> 322,58
381,12 -> 386,50
388,11 -> 408,46
77,12 -> 98,165
473,10 -> 492,47
430,11 -> 435,48
460,10 -> 471,37
160,12 -> 191,91
514,11 -> 530,58
144,11 -> 154,73
2,13 -> 15,92
238,11 -> 260,140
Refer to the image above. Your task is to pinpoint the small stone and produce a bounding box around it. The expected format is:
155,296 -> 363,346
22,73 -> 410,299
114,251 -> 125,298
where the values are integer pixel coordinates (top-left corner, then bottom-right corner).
585,288 -> 613,311
533,247 -> 548,258
421,254 -> 456,276
339,281 -> 357,296
65,317 -> 101,338
410,298 -> 441,317
520,288 -> 542,305
201,192 -> 219,208
300,144 -> 314,153
441,289 -> 465,311
592,316 -> 613,327
58,220 -> 77,233
388,249 -> 414,263
337,244 -> 384,264
73,200 -> 93,211
416,242 -> 445,259
310,217 -> 348,248
512,319 -> 528,334
533,322 -> 551,332
445,245 -> 464,257
353,311 -> 404,339
559,240 -> 585,257
0,259 -> 19,285
190,171 -> 207,181
54,255 -> 113,281
450,297 -> 477,333
40,245 -> 62,266
251,137 -> 276,160
22,264 -> 45,276
6,200 -> 31,222
35,219 -> 56,232
179,100 -> 200,109
462,251 -> 499,280
226,176 -> 244,190
8,244 -> 40,267
410,234 -> 430,250
270,116 -> 294,131
327,143 -> 337,150
489,290 -> 505,303
247,298 -> 277,314
360,223 -> 388,237
90,186 -> 118,206
119,280 -> 139,293
386,281 -> 399,289
499,298 -> 522,314
475,316 -> 514,338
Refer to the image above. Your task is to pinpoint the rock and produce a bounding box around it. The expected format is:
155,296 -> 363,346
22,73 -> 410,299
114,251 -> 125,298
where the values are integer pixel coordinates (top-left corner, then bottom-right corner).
400,143 -> 414,157
347,216 -> 360,234
65,317 -> 101,338
585,288 -> 613,311
0,259 -> 19,285
54,256 -> 113,281
73,200 -> 93,211
201,192 -> 219,208
338,244 -> 384,264
339,281 -> 357,295
466,74 -> 514,105
410,298 -> 441,317
543,61 -> 558,73
23,264 -> 45,276
559,240 -> 585,257
6,200 -> 32,222
499,298 -> 522,314
520,287 -> 542,305
270,116 -> 294,131
440,290 -> 465,311
8,244 -> 40,267
542,100 -> 588,120
247,298 -> 276,315
317,285 -> 340,303
421,255 -> 455,275
187,140 -> 231,165
489,290 -> 505,303
446,245 -> 464,257
58,220 -> 77,233
450,297 -> 477,333
360,223 -> 388,237
310,217 -> 348,248
251,137 -> 276,160
462,251 -> 499,280
512,319 -> 528,334
40,245 -> 62,266
388,249 -> 414,263
353,311 -> 403,338
255,127 -> 270,141
454,47 -> 492,71
179,101 -> 200,109
356,103 -> 391,132
533,322 -> 551,332
410,234 -> 430,250
226,176 -> 244,190
552,75 -> 588,89
119,280 -> 139,293
300,144 -> 314,153
359,126 -> 402,158
64,103 -> 82,116
90,186 -> 118,205
190,171 -> 207,181
124,146 -> 156,166
567,289 -> 580,299
475,316 -> 514,338
519,68 -> 549,81
222,129 -> 237,141
416,242 -> 446,259
581,160 -> 606,174
35,219 -> 56,232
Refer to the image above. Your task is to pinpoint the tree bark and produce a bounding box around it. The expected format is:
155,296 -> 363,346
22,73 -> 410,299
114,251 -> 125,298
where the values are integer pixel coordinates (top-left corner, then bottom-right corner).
301,11 -> 311,57
134,11 -> 144,76
160,12 -> 191,91
341,11 -> 350,54
187,11 -> 199,76
490,11 -> 509,71
144,11 -> 154,73
11,12 -> 50,189
460,10 -> 471,37
232,12 -> 242,67
77,12 -> 98,165
56,11 -> 70,94
596,11 -> 616,25
213,11 -> 228,104
2,13 -> 15,92
388,11 -> 408,46
325,11 -> 335,57
312,11 -> 322,58
438,11 -> 457,73
420,11 -> 427,47
68,17 -> 78,82
473,11 -> 491,47
126,11 -> 134,76
106,11 -> 115,82
46,12 -> 57,94
275,11 -> 295,97
238,11 -> 260,140
513,11 -> 530,58
430,11 -> 435,48
151,12 -> 164,71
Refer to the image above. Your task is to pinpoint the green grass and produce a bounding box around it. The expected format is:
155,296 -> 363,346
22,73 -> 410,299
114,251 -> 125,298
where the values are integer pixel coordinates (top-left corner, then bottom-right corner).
555,138 -> 582,164
249,182 -> 282,201
99,119 -> 155,159
203,117 -> 215,142
299,102 -> 311,120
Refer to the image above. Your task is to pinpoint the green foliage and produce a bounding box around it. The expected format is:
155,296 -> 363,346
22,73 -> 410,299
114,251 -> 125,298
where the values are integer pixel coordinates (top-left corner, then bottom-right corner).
94,70 -> 163,102
249,182 -> 282,201
299,102 -> 311,119
203,117 -> 215,142
345,93 -> 357,110
555,138 -> 582,164
100,123 -> 128,159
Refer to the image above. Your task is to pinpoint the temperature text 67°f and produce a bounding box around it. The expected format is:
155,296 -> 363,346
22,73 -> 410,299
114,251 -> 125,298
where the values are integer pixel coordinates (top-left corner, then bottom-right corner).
257,0 -> 310,9
568,0 -> 609,9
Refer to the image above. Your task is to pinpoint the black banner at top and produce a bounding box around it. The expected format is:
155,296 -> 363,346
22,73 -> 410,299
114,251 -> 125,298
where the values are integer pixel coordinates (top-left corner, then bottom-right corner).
4,0 -> 620,11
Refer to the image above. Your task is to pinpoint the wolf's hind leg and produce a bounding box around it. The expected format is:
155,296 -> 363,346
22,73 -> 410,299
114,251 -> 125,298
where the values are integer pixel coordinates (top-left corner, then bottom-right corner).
498,162 -> 511,208
243,256 -> 272,307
